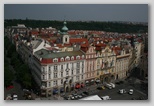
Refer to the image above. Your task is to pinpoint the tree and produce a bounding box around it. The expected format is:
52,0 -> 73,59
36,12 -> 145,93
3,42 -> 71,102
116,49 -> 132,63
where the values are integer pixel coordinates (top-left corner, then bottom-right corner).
22,73 -> 32,89
4,66 -> 14,87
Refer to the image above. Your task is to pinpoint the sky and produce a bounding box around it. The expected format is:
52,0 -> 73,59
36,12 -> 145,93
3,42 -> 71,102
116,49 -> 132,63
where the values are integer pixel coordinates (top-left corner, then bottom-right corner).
4,4 -> 148,22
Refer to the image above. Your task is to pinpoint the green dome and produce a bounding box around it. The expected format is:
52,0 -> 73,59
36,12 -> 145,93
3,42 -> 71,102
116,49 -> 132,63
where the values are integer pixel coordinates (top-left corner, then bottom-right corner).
62,21 -> 68,32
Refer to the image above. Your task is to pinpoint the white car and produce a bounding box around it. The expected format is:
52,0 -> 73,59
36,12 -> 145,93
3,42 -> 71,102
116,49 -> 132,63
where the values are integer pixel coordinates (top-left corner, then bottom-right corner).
101,96 -> 111,100
129,89 -> 133,95
105,84 -> 112,89
13,94 -> 18,100
119,89 -> 126,94
110,83 -> 115,88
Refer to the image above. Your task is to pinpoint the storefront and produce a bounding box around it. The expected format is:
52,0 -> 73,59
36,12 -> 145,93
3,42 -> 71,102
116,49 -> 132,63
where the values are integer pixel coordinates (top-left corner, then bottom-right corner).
81,83 -> 84,88
85,80 -> 90,86
95,78 -> 101,84
53,88 -> 58,95
60,87 -> 64,93
71,84 -> 74,91
90,79 -> 95,85
75,83 -> 81,89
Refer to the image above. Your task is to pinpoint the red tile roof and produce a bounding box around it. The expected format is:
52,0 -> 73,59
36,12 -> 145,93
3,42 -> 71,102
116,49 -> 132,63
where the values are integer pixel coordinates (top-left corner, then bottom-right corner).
70,38 -> 88,44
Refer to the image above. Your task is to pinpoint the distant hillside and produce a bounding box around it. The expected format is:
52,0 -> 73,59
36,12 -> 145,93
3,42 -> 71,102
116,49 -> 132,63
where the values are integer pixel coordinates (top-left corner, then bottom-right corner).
4,19 -> 148,33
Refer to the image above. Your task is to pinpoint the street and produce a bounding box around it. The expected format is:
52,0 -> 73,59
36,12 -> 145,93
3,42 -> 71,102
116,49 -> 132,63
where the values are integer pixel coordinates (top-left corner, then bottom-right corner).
4,58 -> 25,100
62,78 -> 148,100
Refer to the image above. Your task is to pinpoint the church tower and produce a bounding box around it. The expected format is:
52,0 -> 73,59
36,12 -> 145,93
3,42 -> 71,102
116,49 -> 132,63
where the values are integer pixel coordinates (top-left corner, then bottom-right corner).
61,21 -> 70,44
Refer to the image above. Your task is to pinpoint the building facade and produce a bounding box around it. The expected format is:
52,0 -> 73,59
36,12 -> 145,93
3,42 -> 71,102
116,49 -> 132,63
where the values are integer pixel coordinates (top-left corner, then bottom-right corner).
33,49 -> 85,97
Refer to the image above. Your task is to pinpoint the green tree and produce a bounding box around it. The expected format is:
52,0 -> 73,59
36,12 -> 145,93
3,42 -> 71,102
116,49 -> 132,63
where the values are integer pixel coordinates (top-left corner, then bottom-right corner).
4,66 -> 14,87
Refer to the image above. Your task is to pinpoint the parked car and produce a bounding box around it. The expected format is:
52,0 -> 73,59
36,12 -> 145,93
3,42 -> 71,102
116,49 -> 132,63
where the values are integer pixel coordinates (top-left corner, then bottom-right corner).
78,95 -> 82,98
81,93 -> 86,96
105,83 -> 112,89
119,89 -> 126,94
69,95 -> 75,100
23,89 -> 29,92
109,83 -> 115,88
101,96 -> 111,100
73,94 -> 78,99
128,89 -> 133,95
64,96 -> 70,100
13,94 -> 18,100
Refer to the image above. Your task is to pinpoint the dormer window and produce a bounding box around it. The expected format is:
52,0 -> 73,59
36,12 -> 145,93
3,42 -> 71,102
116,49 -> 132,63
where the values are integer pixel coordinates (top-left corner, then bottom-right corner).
61,57 -> 64,62
76,56 -> 80,60
53,58 -> 58,62
65,56 -> 70,61
71,56 -> 74,60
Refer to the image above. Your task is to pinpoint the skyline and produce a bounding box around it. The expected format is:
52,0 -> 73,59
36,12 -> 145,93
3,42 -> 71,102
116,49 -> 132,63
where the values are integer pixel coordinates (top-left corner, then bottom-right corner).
4,4 -> 148,22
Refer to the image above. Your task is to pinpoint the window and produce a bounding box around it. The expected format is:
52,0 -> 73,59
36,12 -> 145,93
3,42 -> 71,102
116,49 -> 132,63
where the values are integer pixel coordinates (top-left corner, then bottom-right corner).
67,63 -> 69,68
61,72 -> 63,77
61,65 -> 63,70
49,66 -> 51,71
82,62 -> 84,67
77,62 -> 80,67
76,69 -> 80,74
61,79 -> 63,84
82,55 -> 84,59
76,76 -> 79,81
72,70 -> 73,75
49,82 -> 51,87
76,56 -> 80,59
66,71 -> 69,75
54,73 -> 57,78
42,67 -> 45,73
81,75 -> 83,79
65,57 -> 70,61
82,68 -> 84,73
71,56 -> 74,60
54,80 -> 57,86
72,63 -> 74,69
49,74 -> 51,79
65,37 -> 67,42
48,70 -> 51,74
54,65 -> 57,70
43,75 -> 45,80
61,58 -> 64,62
53,59 -> 58,62
97,71 -> 99,75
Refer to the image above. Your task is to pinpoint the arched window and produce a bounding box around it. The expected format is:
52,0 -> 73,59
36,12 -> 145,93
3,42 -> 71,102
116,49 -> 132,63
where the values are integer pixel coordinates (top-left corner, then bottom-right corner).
61,57 -> 64,62
71,56 -> 74,60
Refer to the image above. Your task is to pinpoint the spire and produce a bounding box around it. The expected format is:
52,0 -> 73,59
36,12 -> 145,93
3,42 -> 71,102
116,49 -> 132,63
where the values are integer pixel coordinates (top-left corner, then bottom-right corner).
62,21 -> 68,34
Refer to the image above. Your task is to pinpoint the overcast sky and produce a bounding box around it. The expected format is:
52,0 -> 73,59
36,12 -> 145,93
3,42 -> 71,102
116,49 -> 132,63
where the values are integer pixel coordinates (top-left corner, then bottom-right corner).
4,4 -> 148,22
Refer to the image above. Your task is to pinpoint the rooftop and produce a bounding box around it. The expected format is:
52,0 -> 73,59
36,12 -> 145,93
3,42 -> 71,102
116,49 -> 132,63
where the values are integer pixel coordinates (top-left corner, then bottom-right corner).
34,49 -> 84,59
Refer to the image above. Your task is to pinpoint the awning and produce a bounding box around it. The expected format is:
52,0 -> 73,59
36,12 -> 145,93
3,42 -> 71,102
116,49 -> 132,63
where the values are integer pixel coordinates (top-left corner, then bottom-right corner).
96,80 -> 100,82
91,80 -> 94,82
75,84 -> 81,89
86,81 -> 89,83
